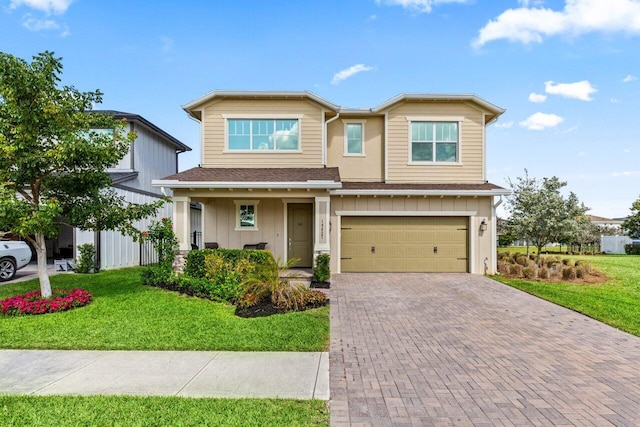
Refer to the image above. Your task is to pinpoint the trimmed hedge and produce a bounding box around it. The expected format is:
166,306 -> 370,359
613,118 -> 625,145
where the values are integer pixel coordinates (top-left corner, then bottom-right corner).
184,249 -> 272,278
624,244 -> 640,255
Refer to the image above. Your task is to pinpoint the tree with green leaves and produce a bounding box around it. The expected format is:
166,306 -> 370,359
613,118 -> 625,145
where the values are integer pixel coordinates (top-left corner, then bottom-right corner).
622,197 -> 640,239
506,171 -> 589,262
0,51 -> 164,297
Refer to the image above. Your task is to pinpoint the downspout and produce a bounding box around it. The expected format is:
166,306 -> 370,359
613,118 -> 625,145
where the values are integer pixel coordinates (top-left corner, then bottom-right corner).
491,195 -> 503,274
323,112 -> 340,167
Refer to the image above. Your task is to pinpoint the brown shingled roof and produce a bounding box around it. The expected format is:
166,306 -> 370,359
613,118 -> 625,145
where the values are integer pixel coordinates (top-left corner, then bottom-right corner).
340,182 -> 507,191
161,167 -> 341,183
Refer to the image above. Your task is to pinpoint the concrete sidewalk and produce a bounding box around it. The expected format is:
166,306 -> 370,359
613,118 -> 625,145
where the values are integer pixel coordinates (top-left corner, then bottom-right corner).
0,350 -> 329,400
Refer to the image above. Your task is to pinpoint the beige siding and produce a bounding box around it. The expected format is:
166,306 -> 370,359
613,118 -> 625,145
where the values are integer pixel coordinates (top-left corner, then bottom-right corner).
326,115 -> 384,181
329,195 -> 494,274
201,99 -> 324,168
386,101 -> 485,183
201,198 -> 286,260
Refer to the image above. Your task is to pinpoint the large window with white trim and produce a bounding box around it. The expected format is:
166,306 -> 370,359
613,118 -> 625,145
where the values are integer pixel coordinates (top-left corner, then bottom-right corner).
228,119 -> 299,151
410,121 -> 459,163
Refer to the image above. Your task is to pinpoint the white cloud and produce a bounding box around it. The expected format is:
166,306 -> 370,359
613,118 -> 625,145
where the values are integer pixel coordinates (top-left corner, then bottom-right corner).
473,0 -> 640,48
623,148 -> 631,152
578,150 -> 586,157
623,74 -> 637,82
9,0 -> 72,14
528,92 -> 547,103
562,124 -> 580,133
610,97 -> 620,103
331,64 -> 374,85
22,16 -> 58,31
544,80 -> 597,101
375,0 -> 469,13
519,112 -> 564,130
494,121 -> 514,128
370,14 -> 377,20
612,170 -> 640,177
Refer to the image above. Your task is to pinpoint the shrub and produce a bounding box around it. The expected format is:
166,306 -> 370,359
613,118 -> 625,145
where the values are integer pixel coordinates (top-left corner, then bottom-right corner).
185,249 -> 271,279
141,266 -> 175,287
562,267 -> 576,281
303,290 -> 327,308
538,267 -> 549,279
510,264 -> 523,277
516,256 -> 528,266
203,253 -> 255,302
143,218 -> 179,270
241,255 -> 307,311
522,267 -> 536,279
576,267 -> 585,279
624,244 -> 640,255
529,254 -> 536,261
76,243 -> 95,274
562,258 -> 570,266
312,254 -> 330,283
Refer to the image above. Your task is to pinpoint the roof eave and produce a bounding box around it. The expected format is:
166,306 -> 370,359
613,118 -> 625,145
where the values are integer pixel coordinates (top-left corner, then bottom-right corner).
152,179 -> 342,190
182,90 -> 341,120
372,93 -> 506,117
331,189 -> 511,197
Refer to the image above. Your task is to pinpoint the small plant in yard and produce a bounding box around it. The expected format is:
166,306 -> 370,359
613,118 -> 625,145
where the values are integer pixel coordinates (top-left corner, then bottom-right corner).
203,252 -> 254,302
312,254 -> 331,285
522,266 -> 536,279
562,267 -> 577,281
241,256 -> 307,312
538,266 -> 549,279
76,243 -> 96,274
144,218 -> 179,270
1,288 -> 92,316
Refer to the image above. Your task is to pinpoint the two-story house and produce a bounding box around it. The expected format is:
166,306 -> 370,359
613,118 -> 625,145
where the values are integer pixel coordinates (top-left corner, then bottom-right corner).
53,111 -> 195,270
153,91 -> 509,274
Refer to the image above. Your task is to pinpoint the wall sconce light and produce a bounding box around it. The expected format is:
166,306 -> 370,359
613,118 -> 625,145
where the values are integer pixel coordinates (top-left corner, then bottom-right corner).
480,219 -> 487,232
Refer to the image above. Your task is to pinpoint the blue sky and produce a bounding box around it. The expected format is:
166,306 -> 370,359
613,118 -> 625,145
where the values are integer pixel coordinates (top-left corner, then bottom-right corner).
1,0 -> 639,218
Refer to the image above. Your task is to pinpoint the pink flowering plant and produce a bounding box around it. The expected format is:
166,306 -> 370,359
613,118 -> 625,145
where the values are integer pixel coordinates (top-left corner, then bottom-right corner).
0,288 -> 92,316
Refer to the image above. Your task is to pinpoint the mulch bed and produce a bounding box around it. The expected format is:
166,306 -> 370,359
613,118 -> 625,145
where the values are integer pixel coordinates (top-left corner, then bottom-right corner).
235,299 -> 329,318
310,281 -> 330,289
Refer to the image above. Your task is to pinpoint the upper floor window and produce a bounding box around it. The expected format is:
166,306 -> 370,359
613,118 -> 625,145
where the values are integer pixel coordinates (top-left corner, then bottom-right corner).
343,120 -> 366,156
410,120 -> 459,163
227,119 -> 299,151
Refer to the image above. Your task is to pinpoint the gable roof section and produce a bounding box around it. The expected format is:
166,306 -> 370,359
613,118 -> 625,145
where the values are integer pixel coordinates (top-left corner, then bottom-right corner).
372,94 -> 505,124
182,91 -> 505,124
93,110 -> 191,153
154,167 -> 342,189
182,91 -> 341,120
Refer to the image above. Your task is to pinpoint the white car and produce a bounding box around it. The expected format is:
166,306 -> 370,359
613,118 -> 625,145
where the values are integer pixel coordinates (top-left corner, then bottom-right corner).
0,241 -> 33,282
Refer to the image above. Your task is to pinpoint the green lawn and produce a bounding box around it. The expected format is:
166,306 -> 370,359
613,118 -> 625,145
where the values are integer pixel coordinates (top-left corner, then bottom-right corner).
0,395 -> 328,427
0,268 -> 329,351
495,250 -> 640,336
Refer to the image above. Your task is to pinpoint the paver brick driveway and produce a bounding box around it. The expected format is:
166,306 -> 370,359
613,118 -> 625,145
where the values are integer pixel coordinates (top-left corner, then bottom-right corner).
329,273 -> 640,426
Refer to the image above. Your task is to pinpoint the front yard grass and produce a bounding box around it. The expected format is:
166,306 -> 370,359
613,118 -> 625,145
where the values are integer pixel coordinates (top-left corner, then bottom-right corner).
0,395 -> 328,427
0,268 -> 329,351
494,251 -> 640,336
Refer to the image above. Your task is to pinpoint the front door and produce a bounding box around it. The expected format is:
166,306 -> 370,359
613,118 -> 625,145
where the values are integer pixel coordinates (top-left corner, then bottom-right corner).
287,203 -> 313,267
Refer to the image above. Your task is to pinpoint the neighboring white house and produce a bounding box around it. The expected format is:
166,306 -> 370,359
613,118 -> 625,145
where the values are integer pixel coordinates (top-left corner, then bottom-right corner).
51,111 -> 196,270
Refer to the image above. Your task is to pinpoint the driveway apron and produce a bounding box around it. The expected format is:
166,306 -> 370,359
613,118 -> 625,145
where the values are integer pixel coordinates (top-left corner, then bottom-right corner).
329,273 -> 640,426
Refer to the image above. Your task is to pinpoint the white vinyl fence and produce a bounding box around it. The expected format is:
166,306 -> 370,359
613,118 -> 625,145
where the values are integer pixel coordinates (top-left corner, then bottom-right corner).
75,187 -> 172,270
601,235 -> 632,254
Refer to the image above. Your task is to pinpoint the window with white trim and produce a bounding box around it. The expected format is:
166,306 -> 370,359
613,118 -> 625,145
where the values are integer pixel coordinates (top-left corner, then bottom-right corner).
343,120 -> 366,156
228,119 -> 299,151
410,121 -> 459,163
234,200 -> 259,230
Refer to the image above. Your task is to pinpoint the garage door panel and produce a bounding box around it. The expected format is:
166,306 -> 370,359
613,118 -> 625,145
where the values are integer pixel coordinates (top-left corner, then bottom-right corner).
341,216 -> 468,273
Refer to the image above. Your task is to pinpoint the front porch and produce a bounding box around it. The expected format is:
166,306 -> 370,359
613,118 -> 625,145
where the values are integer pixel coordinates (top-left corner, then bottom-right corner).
172,191 -> 331,268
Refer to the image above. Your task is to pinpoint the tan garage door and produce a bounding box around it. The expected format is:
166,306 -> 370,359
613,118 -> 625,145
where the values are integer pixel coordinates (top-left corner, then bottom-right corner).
340,216 -> 468,273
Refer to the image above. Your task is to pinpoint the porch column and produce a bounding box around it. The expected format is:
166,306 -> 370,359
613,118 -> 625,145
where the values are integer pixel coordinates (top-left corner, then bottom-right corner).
314,196 -> 330,253
172,196 -> 191,251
